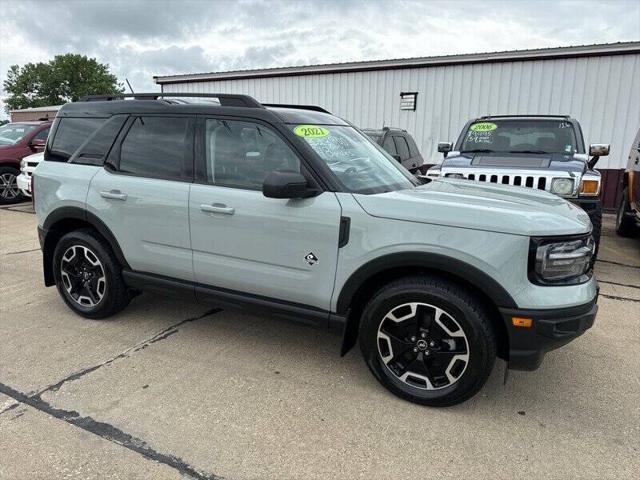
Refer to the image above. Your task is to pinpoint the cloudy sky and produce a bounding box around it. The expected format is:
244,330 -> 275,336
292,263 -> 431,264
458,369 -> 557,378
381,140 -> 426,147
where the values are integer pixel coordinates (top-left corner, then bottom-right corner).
0,0 -> 638,115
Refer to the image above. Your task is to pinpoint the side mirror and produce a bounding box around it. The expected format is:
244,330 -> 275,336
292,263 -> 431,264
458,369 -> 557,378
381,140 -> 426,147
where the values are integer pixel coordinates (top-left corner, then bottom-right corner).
587,144 -> 610,169
29,138 -> 46,149
391,154 -> 402,162
263,171 -> 316,199
438,142 -> 453,153
589,144 -> 609,157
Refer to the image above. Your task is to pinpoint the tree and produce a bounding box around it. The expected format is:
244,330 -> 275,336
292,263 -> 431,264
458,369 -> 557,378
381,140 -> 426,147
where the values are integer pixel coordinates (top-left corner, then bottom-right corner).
3,54 -> 123,112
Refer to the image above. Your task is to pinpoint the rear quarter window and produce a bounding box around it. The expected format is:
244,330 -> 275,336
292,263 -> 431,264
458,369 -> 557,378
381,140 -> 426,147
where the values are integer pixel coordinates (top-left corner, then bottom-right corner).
47,117 -> 106,162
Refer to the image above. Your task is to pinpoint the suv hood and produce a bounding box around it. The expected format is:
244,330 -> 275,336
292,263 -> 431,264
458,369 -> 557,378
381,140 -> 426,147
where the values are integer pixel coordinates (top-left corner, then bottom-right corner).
442,152 -> 588,174
354,178 -> 591,236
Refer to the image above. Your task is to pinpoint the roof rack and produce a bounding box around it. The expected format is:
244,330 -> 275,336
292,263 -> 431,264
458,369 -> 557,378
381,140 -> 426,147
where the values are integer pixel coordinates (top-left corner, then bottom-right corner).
479,114 -> 571,120
78,93 -> 264,108
262,103 -> 331,114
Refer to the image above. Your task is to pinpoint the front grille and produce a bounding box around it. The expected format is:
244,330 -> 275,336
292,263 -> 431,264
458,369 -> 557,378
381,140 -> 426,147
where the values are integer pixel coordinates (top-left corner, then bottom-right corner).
465,172 -> 549,191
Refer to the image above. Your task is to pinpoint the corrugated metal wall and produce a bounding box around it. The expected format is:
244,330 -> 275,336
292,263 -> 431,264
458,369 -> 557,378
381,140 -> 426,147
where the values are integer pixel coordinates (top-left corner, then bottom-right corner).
162,53 -> 640,208
163,53 -> 640,170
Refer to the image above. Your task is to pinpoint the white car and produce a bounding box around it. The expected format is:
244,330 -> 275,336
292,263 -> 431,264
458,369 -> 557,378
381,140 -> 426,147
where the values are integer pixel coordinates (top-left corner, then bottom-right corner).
16,151 -> 43,197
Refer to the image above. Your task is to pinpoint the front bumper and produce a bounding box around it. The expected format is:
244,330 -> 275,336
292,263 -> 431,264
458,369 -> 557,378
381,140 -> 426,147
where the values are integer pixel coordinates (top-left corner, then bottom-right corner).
16,173 -> 31,197
500,294 -> 598,371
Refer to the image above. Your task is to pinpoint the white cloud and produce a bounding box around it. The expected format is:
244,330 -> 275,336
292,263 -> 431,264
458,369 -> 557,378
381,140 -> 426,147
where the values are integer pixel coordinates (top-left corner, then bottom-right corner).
0,0 -> 638,118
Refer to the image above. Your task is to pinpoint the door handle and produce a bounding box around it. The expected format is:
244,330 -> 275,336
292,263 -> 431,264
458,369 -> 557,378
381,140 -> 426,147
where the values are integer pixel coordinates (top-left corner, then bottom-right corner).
200,203 -> 235,215
100,190 -> 127,201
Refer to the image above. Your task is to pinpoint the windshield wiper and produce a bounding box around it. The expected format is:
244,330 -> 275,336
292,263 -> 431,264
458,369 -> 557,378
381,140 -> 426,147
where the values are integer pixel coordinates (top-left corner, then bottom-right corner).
508,150 -> 549,154
460,149 -> 494,153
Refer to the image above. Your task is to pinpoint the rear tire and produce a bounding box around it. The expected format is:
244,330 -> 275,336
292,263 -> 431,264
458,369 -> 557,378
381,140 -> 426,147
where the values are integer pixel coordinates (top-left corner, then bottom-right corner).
53,229 -> 131,319
616,188 -> 638,237
359,275 -> 496,407
0,166 -> 25,205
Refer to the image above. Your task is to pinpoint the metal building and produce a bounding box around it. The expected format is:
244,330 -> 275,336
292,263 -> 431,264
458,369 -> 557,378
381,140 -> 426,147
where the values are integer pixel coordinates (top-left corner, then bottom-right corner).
155,42 -> 640,208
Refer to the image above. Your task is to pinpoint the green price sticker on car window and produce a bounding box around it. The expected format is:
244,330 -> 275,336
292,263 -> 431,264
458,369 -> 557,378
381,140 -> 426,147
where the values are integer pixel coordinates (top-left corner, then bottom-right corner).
294,125 -> 330,138
470,122 -> 497,132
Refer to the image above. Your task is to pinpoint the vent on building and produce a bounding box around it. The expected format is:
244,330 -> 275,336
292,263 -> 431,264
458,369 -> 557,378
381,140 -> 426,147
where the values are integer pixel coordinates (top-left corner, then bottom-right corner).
400,92 -> 418,111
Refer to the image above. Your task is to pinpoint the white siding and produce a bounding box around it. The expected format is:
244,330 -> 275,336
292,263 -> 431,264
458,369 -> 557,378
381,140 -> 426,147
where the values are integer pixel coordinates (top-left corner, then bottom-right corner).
163,53 -> 640,169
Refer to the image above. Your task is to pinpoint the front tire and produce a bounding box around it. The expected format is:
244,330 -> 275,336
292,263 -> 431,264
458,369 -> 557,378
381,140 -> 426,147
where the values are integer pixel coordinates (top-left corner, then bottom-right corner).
616,187 -> 638,237
53,229 -> 131,319
0,166 -> 25,205
359,275 -> 496,407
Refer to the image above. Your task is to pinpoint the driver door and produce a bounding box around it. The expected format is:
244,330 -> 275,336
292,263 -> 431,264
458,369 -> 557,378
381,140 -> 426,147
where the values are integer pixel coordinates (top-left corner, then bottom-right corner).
189,117 -> 342,311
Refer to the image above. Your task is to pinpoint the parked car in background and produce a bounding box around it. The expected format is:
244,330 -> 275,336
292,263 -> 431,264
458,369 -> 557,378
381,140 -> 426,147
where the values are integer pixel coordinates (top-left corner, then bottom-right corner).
616,127 -> 640,237
429,115 -> 609,252
363,127 -> 424,172
0,120 -> 51,204
35,93 -> 598,407
16,151 -> 44,198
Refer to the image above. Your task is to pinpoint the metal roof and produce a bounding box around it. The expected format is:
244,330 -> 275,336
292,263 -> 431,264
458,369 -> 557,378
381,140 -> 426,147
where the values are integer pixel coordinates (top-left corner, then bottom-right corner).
9,105 -> 62,113
154,41 -> 640,84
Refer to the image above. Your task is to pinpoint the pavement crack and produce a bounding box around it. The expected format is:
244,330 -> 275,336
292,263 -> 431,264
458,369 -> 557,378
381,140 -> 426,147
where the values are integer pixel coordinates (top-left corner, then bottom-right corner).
597,259 -> 640,270
5,247 -> 40,255
36,308 -> 221,395
598,280 -> 640,290
0,381 -> 222,480
600,293 -> 640,303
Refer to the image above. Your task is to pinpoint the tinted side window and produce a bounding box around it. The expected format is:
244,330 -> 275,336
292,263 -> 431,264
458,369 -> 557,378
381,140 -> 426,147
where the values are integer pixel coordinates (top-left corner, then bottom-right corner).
382,135 -> 397,155
204,119 -> 300,190
406,135 -> 420,157
119,116 -> 193,181
48,118 -> 106,162
394,136 -> 410,160
33,127 -> 50,142
70,115 -> 127,166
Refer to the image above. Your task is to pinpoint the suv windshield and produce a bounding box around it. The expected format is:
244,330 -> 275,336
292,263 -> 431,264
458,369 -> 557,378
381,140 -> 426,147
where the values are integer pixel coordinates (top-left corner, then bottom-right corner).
0,124 -> 38,145
292,125 -> 416,194
460,119 -> 578,155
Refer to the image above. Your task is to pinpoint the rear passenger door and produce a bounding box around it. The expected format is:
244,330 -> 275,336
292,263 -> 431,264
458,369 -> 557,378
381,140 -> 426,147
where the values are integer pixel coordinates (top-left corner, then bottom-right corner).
86,115 -> 195,281
189,117 -> 342,311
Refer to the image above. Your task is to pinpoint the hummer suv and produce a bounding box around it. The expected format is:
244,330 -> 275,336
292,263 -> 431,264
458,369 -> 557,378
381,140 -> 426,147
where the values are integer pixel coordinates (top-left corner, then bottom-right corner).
34,94 -> 598,407
429,115 -> 609,250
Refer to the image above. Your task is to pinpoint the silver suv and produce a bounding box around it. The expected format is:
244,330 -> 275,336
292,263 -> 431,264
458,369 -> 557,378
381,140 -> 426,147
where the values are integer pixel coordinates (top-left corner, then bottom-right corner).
34,93 -> 598,407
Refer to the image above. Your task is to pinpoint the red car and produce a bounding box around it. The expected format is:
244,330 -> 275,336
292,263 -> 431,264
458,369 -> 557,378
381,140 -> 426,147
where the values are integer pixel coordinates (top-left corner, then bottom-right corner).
0,121 -> 51,204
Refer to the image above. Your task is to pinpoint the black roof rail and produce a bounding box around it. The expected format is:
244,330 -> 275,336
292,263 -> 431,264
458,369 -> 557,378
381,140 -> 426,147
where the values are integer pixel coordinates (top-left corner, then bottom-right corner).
78,93 -> 264,108
479,114 -> 571,120
262,103 -> 331,114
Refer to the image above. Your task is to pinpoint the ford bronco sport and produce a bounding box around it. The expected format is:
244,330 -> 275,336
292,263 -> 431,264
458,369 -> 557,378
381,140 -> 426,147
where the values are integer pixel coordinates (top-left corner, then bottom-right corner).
429,115 -> 609,252
34,94 -> 598,407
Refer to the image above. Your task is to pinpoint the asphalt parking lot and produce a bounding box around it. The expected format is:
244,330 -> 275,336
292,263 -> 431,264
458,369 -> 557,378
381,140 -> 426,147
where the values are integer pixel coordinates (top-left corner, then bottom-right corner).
0,203 -> 638,480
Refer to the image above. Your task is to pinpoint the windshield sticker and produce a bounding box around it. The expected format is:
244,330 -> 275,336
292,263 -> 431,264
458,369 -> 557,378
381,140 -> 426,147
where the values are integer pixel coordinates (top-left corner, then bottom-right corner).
294,125 -> 330,138
470,122 -> 497,132
559,122 -> 571,129
466,130 -> 493,144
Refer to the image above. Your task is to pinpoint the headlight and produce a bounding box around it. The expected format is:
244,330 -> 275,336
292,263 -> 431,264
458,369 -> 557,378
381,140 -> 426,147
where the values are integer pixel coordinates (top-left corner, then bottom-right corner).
530,236 -> 594,285
20,159 -> 26,170
445,173 -> 464,179
580,177 -> 600,196
550,178 -> 575,196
